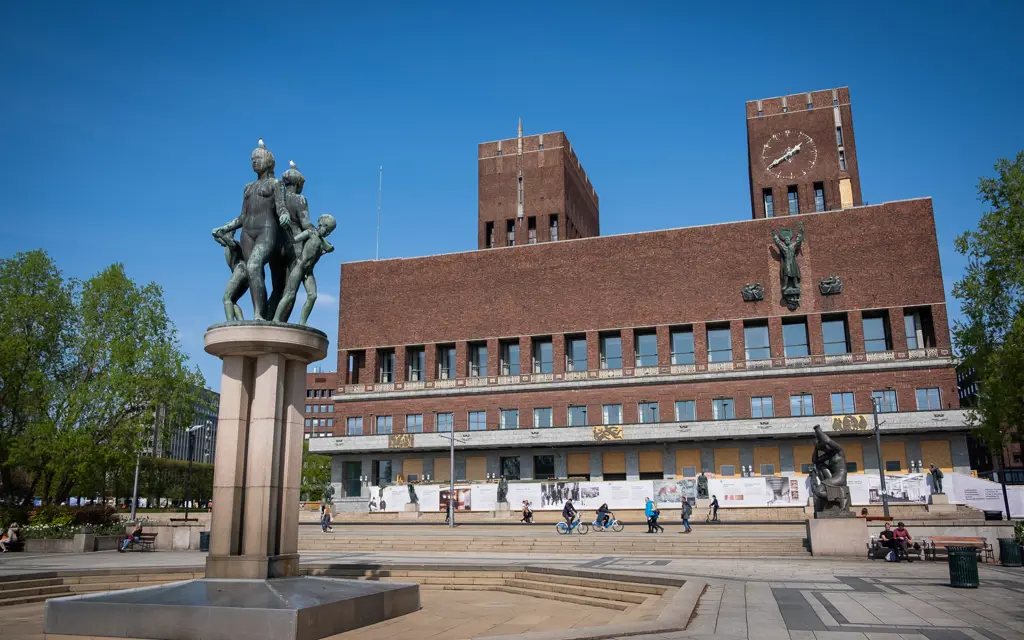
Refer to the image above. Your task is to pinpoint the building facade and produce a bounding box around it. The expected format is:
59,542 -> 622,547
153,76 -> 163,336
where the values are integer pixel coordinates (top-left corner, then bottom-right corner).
312,88 -> 970,507
304,369 -> 339,439
151,387 -> 220,463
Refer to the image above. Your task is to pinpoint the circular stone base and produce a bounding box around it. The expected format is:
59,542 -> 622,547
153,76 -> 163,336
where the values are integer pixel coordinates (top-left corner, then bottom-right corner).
204,321 -> 329,362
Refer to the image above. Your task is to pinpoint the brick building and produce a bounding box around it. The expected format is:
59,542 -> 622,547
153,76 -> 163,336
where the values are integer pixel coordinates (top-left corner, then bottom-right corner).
304,369 -> 339,439
311,88 -> 969,508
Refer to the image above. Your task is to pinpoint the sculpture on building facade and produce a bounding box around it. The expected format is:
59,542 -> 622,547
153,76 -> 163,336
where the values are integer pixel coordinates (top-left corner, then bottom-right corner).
929,463 -> 944,494
819,275 -> 843,296
741,283 -> 764,302
697,472 -> 709,499
212,142 -> 335,324
809,424 -> 852,517
772,221 -> 805,310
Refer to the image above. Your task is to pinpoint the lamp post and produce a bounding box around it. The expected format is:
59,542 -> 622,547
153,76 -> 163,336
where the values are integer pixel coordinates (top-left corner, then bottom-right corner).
129,452 -> 142,521
183,424 -> 204,522
438,431 -> 469,528
870,397 -> 890,518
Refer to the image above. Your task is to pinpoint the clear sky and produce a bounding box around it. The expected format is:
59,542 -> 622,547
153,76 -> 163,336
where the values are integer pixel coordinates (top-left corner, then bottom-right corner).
2,2 -> 1021,391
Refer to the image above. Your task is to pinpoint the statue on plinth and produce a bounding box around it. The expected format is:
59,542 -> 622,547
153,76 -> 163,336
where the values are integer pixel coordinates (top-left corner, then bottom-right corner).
772,222 -> 805,310
497,476 -> 508,504
697,472 -> 709,499
929,463 -> 944,494
809,424 -> 852,517
407,482 -> 419,505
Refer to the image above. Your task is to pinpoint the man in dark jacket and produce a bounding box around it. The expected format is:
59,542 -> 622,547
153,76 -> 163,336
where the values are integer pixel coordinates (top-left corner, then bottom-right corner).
681,501 -> 693,533
562,500 -> 578,530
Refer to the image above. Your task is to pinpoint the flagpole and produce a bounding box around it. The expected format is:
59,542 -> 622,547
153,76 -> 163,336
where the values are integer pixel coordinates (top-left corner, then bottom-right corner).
376,166 -> 383,260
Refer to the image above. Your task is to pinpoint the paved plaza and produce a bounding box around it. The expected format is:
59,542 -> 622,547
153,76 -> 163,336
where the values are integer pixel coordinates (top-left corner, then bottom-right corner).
1,545 -> 1022,639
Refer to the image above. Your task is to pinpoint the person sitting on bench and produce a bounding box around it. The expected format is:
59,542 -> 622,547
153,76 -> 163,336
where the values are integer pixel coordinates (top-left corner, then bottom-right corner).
0,522 -> 21,553
878,522 -> 896,555
893,522 -> 913,562
119,523 -> 144,552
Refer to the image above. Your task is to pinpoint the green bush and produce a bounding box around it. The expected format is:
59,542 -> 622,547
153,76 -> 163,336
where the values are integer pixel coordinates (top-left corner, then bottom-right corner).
1014,520 -> 1023,544
0,506 -> 30,528
30,504 -> 118,528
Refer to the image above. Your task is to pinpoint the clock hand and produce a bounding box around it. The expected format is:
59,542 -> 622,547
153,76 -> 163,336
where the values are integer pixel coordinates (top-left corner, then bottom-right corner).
768,146 -> 795,169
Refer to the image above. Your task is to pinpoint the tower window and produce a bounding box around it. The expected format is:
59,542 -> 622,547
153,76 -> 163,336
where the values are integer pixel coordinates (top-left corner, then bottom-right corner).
836,126 -> 844,146
839,150 -> 847,171
485,222 -> 495,248
833,97 -> 838,106
807,102 -> 813,110
550,214 -> 559,241
787,186 -> 799,214
763,189 -> 774,218
813,182 -> 825,212
506,220 -> 515,247
527,216 -> 537,244
782,106 -> 788,113
757,109 -> 763,118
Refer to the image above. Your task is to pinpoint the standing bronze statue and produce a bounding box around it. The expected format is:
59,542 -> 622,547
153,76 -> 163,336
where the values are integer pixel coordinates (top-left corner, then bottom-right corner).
929,463 -> 944,494
213,142 -> 336,324
809,424 -> 852,517
772,221 -> 805,310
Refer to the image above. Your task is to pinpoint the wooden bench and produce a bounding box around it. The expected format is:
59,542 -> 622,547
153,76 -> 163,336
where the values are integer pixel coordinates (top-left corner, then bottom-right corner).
2,539 -> 24,553
867,537 -> 923,561
864,516 -> 893,522
925,536 -> 994,563
123,532 -> 158,552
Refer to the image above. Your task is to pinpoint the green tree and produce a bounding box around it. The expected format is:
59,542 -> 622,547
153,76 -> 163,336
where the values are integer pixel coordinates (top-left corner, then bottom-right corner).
953,151 -> 1024,459
301,441 -> 332,502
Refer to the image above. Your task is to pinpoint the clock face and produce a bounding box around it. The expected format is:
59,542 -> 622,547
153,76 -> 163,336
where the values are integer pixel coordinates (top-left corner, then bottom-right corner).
761,130 -> 817,180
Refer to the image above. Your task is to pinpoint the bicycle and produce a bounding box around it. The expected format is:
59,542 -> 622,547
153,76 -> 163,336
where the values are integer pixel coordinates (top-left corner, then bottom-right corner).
555,516 -> 589,535
591,515 -> 624,533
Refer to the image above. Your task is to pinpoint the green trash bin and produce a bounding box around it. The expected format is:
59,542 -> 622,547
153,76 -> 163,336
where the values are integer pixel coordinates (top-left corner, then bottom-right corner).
199,531 -> 210,553
946,546 -> 980,588
998,538 -> 1022,567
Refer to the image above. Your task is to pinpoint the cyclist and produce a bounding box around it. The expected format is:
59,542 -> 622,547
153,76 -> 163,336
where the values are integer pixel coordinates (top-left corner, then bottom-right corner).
596,503 -> 612,529
562,499 -> 578,530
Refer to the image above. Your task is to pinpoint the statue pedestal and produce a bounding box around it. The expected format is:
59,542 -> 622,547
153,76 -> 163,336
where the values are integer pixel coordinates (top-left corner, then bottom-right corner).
44,323 -> 419,640
807,518 -> 867,557
496,501 -> 510,512
403,503 -> 421,512
927,492 -> 956,514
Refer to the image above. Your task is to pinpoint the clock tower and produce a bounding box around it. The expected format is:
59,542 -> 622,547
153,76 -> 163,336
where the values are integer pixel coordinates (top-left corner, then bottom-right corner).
746,87 -> 862,219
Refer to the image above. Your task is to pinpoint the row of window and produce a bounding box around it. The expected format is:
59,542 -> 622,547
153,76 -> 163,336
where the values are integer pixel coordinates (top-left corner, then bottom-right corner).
304,404 -> 334,413
306,388 -> 332,399
356,307 -> 937,384
341,387 -> 943,436
756,96 -> 841,118
304,417 -> 334,428
485,214 -> 559,249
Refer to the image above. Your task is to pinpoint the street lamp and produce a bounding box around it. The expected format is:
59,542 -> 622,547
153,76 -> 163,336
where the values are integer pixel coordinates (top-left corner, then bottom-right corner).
183,424 -> 204,522
438,432 -> 469,528
870,397 -> 890,518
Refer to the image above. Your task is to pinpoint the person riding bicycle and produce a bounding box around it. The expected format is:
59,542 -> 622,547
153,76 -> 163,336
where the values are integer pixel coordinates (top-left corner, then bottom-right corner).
562,500 -> 578,529
596,503 -> 612,528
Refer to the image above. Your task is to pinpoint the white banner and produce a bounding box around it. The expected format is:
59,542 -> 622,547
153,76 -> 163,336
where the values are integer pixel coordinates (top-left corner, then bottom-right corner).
654,479 -> 697,505
471,484 -> 498,511
948,473 -> 1024,516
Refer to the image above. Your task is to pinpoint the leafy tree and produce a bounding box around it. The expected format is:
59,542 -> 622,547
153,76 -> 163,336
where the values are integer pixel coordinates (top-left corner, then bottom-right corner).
953,151 -> 1024,459
301,441 -> 332,502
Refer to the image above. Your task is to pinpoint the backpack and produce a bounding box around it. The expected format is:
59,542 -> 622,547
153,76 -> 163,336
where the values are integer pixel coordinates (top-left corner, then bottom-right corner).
885,550 -> 897,562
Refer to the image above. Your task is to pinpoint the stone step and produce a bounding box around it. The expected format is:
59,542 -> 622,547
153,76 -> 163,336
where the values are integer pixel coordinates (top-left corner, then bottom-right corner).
502,578 -> 647,604
510,572 -> 667,595
495,585 -> 631,611
0,584 -> 71,605
0,577 -> 64,591
0,593 -> 57,608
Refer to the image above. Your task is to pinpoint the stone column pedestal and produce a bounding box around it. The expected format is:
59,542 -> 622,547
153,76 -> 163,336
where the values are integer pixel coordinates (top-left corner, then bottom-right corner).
927,492 -> 956,514
203,322 -> 328,580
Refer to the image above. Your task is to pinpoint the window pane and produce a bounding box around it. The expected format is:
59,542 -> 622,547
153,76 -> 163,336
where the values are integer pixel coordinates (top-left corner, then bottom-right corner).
568,405 -> 587,426
436,413 -> 453,432
347,417 -> 362,435
534,407 -> 552,428
534,455 -> 555,479
600,335 -> 622,369
675,400 -> 695,421
439,347 -> 456,378
533,340 -> 553,373
822,319 -> 849,354
470,345 -> 488,377
502,343 -> 520,376
751,396 -> 774,418
783,321 -> 809,358
790,394 -> 813,416
469,411 -> 487,431
671,329 -> 695,365
406,414 -> 423,433
830,393 -> 854,414
602,404 -> 622,425
871,390 -> 898,413
639,402 -> 659,423
904,313 -> 920,349
567,339 -> 587,370
500,409 -> 519,429
744,324 -> 770,361
376,415 -> 392,434
916,388 -> 940,410
713,399 -> 735,420
708,327 -> 733,362
635,333 -> 658,367
863,316 -> 889,352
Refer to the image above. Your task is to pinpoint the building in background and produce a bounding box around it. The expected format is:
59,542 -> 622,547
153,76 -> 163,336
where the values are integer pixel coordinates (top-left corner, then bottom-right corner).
959,366 -> 1024,483
313,88 -> 970,510
150,387 -> 220,463
304,369 -> 339,439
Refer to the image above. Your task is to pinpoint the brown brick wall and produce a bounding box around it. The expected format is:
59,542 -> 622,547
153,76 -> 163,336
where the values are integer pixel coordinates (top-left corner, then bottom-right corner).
333,366 -> 958,434
338,199 -> 946,355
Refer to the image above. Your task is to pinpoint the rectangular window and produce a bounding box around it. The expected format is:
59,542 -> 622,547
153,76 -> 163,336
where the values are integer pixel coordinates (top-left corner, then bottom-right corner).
532,338 -> 553,373
469,410 -> 487,431
533,407 -> 552,428
638,401 -> 659,423
671,328 -> 695,365
904,308 -> 935,350
438,345 -> 456,379
372,460 -> 392,486
469,343 -> 488,377
634,332 -> 658,367
485,222 -> 495,248
602,404 -> 622,425
506,220 -> 515,246
407,346 -> 426,382
306,389 -> 312,398
916,387 -> 941,410
500,409 -> 519,429
836,126 -> 844,146
378,349 -> 395,383
839,149 -> 847,171
790,394 -> 814,416
346,416 -> 362,435
760,463 -> 776,476
831,392 -> 855,414
304,418 -> 311,427
782,319 -> 809,358
751,396 -> 774,418
500,456 -> 521,480
600,334 -> 622,369
859,313 -> 888,353
568,405 -> 588,426
436,412 -> 453,432
375,415 -> 393,435
312,405 -> 319,413
347,351 -> 363,384
763,188 -> 774,218
885,460 -> 902,472
500,340 -> 520,376
534,455 -> 555,480
822,316 -> 850,354
305,404 -> 312,413
720,464 -> 736,477
813,182 -> 825,212
872,390 -> 898,413
707,326 -> 733,362
744,323 -> 770,361
566,337 -> 587,371
712,398 -> 735,420
405,413 -> 423,433
527,216 -> 537,244
846,462 -> 859,473
550,214 -> 559,241
787,185 -> 799,214
675,400 -> 696,421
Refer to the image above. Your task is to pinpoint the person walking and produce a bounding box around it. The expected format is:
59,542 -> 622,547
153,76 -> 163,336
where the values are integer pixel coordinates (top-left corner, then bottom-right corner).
644,497 -> 655,533
521,500 -> 534,524
681,500 -> 693,533
321,506 -> 334,533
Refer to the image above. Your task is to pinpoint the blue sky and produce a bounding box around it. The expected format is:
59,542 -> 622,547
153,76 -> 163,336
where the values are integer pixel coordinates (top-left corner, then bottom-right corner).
2,2 -> 1021,390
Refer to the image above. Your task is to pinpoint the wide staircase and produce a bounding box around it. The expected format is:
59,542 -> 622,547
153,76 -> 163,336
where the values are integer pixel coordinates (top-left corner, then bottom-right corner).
0,568 -> 204,608
299,524 -> 811,557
